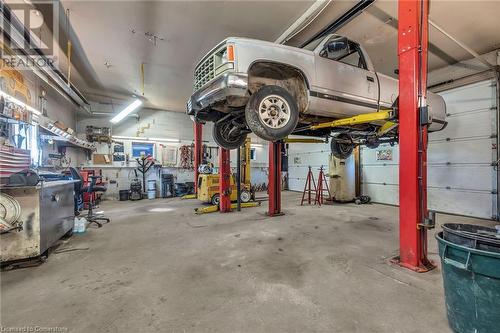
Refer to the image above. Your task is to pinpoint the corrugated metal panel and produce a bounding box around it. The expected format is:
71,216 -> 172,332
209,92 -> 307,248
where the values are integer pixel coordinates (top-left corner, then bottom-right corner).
361,80 -> 498,219
0,146 -> 30,178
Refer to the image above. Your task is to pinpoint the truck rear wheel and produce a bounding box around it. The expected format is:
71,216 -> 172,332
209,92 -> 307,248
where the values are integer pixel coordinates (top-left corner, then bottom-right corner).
245,85 -> 299,141
212,120 -> 247,150
331,134 -> 355,159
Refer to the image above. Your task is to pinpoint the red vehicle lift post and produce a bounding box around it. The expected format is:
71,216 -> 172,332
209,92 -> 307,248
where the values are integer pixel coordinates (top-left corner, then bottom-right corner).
193,123 -> 203,194
268,142 -> 283,216
219,147 -> 231,213
395,0 -> 435,271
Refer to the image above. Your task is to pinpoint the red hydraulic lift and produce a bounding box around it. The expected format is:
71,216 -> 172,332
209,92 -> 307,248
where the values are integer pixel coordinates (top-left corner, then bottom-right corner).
193,123 -> 203,194
219,148 -> 231,213
394,0 -> 435,272
268,141 -> 283,216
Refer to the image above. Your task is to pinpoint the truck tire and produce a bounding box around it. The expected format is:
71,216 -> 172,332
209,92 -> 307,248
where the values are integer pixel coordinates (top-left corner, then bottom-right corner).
331,134 -> 355,159
245,85 -> 299,141
212,120 -> 247,150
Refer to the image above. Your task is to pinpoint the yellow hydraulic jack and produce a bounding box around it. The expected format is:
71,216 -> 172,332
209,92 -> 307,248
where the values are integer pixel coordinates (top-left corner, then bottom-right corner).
195,201 -> 261,214
283,137 -> 327,144
310,109 -> 397,136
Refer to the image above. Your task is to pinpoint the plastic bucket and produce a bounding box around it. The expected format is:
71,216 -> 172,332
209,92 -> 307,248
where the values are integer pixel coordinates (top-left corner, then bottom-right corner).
436,231 -> 500,333
443,223 -> 500,253
147,180 -> 156,191
119,190 -> 129,201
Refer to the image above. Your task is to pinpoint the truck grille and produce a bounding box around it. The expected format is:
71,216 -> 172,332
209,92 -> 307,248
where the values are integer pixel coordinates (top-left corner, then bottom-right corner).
194,56 -> 215,91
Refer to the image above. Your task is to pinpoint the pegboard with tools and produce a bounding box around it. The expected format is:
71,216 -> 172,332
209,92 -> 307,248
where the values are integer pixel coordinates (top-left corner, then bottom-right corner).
179,145 -> 194,169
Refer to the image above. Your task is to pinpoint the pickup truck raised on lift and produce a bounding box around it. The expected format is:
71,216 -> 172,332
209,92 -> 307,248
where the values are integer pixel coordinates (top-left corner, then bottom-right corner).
187,34 -> 447,157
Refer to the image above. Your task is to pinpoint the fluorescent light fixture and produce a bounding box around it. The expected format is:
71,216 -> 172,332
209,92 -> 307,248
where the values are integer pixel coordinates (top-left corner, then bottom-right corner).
0,89 -> 41,115
110,99 -> 142,124
251,144 -> 264,147
148,137 -> 180,143
111,135 -> 180,143
112,135 -> 147,141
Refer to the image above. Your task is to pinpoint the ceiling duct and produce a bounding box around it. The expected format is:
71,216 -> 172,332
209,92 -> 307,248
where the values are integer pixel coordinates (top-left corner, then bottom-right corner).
0,2 -> 90,111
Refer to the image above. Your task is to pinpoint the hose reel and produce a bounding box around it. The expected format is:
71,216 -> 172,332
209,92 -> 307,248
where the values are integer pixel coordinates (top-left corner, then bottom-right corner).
0,193 -> 22,233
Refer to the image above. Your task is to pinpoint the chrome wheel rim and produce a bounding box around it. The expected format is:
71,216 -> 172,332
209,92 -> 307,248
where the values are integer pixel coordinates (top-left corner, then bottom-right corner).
240,191 -> 251,203
258,95 -> 291,129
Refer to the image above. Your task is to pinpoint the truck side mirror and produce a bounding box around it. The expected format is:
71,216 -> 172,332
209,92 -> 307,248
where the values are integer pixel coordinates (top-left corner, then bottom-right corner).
324,37 -> 349,60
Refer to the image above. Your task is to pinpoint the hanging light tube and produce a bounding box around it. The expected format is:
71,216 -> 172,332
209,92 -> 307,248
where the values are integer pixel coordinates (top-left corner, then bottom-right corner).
110,99 -> 142,124
0,89 -> 41,115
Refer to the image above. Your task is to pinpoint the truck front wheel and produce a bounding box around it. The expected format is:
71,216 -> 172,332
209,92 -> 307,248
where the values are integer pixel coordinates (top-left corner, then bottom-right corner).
245,85 -> 299,141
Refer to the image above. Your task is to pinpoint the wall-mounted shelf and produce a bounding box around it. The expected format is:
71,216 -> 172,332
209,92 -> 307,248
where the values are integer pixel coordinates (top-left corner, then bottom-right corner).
0,113 -> 32,126
36,115 -> 95,151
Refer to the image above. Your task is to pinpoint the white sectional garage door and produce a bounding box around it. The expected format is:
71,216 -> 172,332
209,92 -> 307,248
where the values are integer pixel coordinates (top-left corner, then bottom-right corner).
361,80 -> 498,219
288,142 -> 331,192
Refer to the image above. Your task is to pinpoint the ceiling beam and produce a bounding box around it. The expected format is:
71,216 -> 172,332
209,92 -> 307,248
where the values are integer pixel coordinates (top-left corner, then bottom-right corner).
275,0 -> 331,44
300,0 -> 375,48
429,19 -> 494,69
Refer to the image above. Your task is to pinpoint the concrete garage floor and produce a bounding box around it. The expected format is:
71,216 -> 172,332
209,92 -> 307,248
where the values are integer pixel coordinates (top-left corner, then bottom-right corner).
1,191 -> 495,332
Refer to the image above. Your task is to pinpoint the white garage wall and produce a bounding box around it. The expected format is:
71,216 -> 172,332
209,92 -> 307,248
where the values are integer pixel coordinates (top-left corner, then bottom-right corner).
76,111 -> 270,198
361,80 -> 498,219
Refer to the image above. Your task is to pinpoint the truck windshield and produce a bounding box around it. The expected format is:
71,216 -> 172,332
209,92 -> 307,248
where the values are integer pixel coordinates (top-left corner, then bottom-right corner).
301,37 -> 323,51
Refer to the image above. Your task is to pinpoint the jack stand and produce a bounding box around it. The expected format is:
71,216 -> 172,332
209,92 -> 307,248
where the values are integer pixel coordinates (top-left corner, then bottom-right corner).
314,166 -> 331,206
268,141 -> 283,216
300,166 -> 317,205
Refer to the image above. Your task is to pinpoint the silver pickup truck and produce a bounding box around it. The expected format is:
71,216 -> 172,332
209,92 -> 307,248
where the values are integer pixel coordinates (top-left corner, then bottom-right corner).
187,34 -> 447,157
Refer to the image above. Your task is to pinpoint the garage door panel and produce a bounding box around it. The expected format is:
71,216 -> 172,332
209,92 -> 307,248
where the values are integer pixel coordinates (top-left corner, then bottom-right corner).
289,177 -> 306,193
361,145 -> 399,164
440,81 -> 496,112
428,139 -> 492,164
428,166 -> 492,191
428,188 -> 492,219
288,143 -> 331,192
362,183 -> 398,205
430,109 -> 493,141
361,79 -> 497,219
288,166 -> 311,192
362,165 -> 399,184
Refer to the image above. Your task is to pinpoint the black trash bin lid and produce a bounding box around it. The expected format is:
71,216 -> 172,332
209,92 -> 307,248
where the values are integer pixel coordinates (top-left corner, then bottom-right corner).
443,223 -> 500,252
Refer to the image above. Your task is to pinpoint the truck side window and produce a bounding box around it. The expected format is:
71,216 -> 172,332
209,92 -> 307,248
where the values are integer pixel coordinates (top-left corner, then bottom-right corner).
321,38 -> 368,70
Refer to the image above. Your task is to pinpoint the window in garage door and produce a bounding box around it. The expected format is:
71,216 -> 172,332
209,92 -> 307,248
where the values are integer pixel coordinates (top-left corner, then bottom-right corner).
361,80 -> 498,219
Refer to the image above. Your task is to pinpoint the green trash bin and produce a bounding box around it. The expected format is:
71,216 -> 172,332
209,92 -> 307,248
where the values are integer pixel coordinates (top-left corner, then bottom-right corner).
436,231 -> 500,333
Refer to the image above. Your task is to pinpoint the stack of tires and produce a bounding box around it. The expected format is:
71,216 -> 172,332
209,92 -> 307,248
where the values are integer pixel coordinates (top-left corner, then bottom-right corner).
436,223 -> 500,333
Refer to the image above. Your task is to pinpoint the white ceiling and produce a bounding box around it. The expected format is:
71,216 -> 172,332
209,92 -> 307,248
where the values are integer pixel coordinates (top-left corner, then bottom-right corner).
288,0 -> 500,77
61,0 -> 313,112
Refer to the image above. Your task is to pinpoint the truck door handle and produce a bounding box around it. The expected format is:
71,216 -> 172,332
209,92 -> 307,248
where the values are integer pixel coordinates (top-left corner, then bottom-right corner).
366,76 -> 375,82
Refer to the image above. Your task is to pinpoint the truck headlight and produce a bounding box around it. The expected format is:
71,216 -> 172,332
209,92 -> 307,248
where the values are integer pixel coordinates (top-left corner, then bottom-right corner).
215,44 -> 235,75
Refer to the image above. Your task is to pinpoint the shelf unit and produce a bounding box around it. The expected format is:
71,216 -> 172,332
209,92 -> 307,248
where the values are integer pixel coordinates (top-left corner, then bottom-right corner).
35,114 -> 96,151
